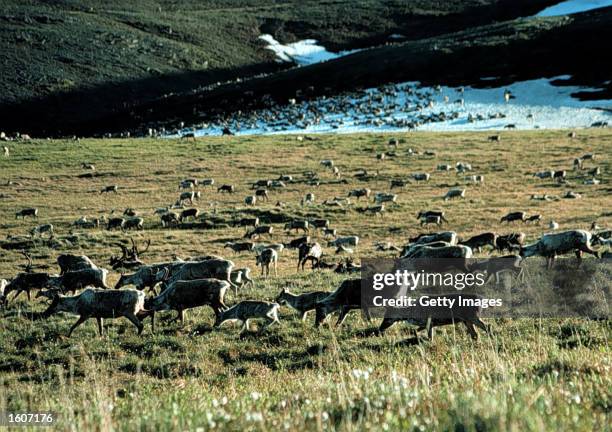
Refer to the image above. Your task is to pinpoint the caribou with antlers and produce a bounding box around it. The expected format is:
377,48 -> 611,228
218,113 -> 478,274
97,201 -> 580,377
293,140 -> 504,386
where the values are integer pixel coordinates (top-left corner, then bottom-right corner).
109,238 -> 151,270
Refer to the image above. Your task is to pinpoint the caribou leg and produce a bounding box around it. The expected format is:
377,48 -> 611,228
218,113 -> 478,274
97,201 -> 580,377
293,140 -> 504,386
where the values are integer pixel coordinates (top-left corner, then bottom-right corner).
575,250 -> 583,267
464,321 -> 479,340
579,244 -> 599,258
97,317 -> 103,335
68,315 -> 89,337
125,313 -> 144,335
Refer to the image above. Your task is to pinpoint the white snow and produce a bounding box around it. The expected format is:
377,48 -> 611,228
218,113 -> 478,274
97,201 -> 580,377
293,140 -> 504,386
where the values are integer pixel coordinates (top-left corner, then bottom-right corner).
176,76 -> 611,137
259,34 -> 359,65
536,0 -> 612,17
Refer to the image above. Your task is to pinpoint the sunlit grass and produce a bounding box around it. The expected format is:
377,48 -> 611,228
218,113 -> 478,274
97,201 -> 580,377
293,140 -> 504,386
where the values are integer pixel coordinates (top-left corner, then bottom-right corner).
0,130 -> 610,431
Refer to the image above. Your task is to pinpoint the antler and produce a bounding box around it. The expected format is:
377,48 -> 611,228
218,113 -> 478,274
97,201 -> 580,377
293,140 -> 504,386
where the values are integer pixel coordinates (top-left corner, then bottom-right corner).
110,243 -> 129,269
110,239 -> 148,270
20,250 -> 33,272
136,239 -> 151,256
129,237 -> 151,257
141,239 -> 151,255
118,244 -> 129,259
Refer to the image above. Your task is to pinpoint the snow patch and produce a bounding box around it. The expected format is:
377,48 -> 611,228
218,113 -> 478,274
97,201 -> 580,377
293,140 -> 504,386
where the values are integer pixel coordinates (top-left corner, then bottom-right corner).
259,34 -> 359,65
536,0 -> 612,17
174,76 -> 611,137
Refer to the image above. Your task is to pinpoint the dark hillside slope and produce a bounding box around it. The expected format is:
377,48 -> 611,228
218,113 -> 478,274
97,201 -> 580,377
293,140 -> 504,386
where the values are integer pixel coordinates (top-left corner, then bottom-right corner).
57,7 -> 612,136
0,0 -> 555,135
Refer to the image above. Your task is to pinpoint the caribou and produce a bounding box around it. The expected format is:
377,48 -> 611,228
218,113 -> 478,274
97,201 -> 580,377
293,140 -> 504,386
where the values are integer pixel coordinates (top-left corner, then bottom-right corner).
458,232 -> 498,252
256,248 -> 278,277
15,208 -> 38,219
30,223 -> 54,238
276,288 -> 330,321
57,254 -> 98,275
297,242 -> 323,271
245,225 -> 274,239
144,278 -> 230,331
496,233 -> 526,252
520,230 -> 599,268
40,288 -> 146,336
157,258 -> 235,290
48,268 -> 110,293
378,293 -> 489,340
417,210 -> 448,224
315,279 -> 370,327
214,301 -> 280,333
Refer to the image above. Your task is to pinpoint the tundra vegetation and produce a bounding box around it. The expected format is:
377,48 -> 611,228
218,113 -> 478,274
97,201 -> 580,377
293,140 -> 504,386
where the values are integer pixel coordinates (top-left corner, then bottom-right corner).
0,131 -> 610,431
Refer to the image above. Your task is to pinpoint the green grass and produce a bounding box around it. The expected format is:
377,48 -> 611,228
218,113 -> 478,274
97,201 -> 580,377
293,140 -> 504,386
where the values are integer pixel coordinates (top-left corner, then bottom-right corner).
0,130 -> 610,431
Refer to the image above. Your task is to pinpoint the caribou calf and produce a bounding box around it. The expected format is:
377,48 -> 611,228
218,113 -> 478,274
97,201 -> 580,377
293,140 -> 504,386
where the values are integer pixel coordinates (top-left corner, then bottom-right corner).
470,256 -> 523,284
214,301 -> 280,333
378,293 -> 489,340
276,288 -> 330,321
178,191 -> 200,204
255,189 -> 269,201
348,188 -> 371,200
412,173 -> 430,182
284,236 -> 310,249
230,267 -> 254,291
525,214 -> 542,224
309,219 -> 330,230
420,215 -> 442,226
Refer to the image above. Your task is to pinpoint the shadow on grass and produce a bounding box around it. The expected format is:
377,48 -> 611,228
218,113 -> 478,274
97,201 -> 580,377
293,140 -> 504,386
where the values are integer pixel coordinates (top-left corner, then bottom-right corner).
218,339 -> 327,372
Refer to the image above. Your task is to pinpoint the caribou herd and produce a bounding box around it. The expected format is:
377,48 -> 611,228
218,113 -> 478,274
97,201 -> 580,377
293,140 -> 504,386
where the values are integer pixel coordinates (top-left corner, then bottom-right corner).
1,142 -> 609,341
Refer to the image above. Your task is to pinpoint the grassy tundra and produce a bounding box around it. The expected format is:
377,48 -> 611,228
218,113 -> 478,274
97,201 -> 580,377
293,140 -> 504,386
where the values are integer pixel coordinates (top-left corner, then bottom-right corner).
0,131 -> 610,431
